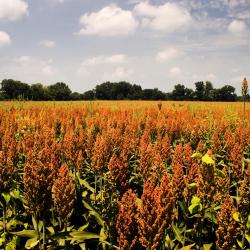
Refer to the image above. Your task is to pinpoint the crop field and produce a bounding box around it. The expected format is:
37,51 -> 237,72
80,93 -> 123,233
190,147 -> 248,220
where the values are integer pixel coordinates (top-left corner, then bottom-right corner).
0,101 -> 250,250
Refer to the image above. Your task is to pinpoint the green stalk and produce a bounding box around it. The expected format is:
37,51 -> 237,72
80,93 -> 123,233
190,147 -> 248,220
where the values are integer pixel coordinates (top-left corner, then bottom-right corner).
35,214 -> 41,250
241,221 -> 246,250
42,218 -> 46,250
64,220 -> 69,250
243,96 -> 246,117
94,175 -> 97,203
3,202 -> 6,234
2,202 -> 6,250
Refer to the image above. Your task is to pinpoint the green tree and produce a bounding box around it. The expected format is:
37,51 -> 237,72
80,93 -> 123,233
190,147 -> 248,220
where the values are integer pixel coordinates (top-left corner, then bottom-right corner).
214,85 -> 237,102
48,82 -> 72,100
204,81 -> 214,101
171,84 -> 194,101
30,83 -> 48,100
194,81 -> 205,101
82,90 -> 95,100
1,79 -> 31,100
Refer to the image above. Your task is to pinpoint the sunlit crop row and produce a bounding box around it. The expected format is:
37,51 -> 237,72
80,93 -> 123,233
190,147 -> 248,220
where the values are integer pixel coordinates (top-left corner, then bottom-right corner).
0,101 -> 249,249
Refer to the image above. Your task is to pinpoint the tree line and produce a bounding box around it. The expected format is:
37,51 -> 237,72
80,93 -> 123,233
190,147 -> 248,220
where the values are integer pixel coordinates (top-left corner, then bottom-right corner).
0,78 -> 247,101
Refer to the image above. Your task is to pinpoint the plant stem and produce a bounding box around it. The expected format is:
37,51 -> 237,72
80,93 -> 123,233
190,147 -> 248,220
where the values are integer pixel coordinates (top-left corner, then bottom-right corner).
64,220 -> 69,250
3,202 -> 6,234
35,214 -> 41,250
2,202 -> 6,250
42,218 -> 46,250
241,221 -> 246,250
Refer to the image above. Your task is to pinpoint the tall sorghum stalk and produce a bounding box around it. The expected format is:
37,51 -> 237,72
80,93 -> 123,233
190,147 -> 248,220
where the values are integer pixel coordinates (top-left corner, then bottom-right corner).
241,77 -> 248,116
23,161 -> 55,250
53,164 -> 76,248
216,195 -> 239,250
239,165 -> 250,249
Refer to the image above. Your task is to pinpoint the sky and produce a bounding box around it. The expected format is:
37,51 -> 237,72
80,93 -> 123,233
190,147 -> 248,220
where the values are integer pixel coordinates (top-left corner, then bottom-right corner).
0,0 -> 250,94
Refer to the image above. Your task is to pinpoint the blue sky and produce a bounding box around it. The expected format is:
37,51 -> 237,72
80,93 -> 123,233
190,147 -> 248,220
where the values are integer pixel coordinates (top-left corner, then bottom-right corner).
0,0 -> 250,93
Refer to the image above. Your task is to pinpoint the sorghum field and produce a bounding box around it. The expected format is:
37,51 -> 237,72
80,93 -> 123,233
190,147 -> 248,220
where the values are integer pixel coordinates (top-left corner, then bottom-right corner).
0,101 -> 250,250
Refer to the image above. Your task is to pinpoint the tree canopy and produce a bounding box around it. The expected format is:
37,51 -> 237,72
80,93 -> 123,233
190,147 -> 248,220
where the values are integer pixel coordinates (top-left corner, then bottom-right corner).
0,78 -> 243,102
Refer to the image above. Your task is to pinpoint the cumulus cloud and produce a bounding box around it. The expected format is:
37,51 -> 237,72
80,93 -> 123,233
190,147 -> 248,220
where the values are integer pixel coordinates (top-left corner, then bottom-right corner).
14,55 -> 32,65
39,40 -> 56,48
82,54 -> 128,66
228,20 -> 247,33
155,48 -> 182,62
109,67 -> 133,80
222,0 -> 248,8
14,56 -> 56,75
78,4 -> 138,37
0,31 -> 11,48
134,2 -> 192,32
169,67 -> 181,76
0,0 -> 28,21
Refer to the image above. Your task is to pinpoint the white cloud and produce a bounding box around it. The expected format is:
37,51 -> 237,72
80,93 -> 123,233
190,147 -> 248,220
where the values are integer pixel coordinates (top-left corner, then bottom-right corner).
155,48 -> 182,62
169,67 -> 181,76
105,54 -> 128,64
76,66 -> 89,77
222,0 -> 248,8
14,56 -> 56,75
134,2 -> 192,32
228,20 -> 247,33
0,0 -> 28,21
82,54 -> 128,66
41,65 -> 55,75
206,73 -> 217,81
0,31 -> 11,48
78,4 -> 138,37
109,67 -> 133,80
236,10 -> 250,20
39,40 -> 56,48
14,55 -> 32,65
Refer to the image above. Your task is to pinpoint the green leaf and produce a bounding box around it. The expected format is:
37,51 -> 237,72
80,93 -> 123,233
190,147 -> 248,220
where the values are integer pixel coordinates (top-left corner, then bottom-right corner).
191,196 -> 200,205
69,231 -> 99,241
189,196 -> 202,214
188,203 -> 202,214
187,183 -> 197,189
215,168 -> 225,178
100,228 -> 108,242
172,224 -> 183,243
136,198 -> 142,208
202,154 -> 214,165
179,243 -> 195,250
78,223 -> 89,232
25,238 -> 39,249
203,243 -> 213,250
237,240 -> 242,248
2,193 -> 11,205
77,175 -> 95,193
165,234 -> 174,249
46,227 -> 55,235
6,236 -> 18,250
13,230 -> 37,238
191,152 -> 202,159
79,243 -> 86,250
233,212 -> 240,222
82,201 -> 104,226
245,234 -> 250,244
82,191 -> 88,198
10,189 -> 21,200
244,158 -> 250,164
89,211 -> 104,227
6,219 -> 23,231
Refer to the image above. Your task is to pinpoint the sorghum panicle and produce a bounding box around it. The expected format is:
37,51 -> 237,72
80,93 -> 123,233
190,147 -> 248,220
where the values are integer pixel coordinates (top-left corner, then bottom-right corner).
216,195 -> 239,250
116,189 -> 139,250
53,164 -> 76,221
